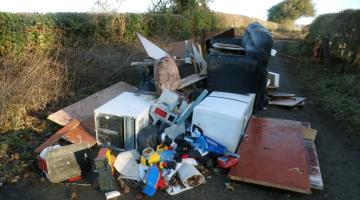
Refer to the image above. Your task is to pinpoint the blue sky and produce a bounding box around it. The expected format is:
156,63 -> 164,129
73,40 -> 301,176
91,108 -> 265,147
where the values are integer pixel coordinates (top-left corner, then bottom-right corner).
0,0 -> 359,24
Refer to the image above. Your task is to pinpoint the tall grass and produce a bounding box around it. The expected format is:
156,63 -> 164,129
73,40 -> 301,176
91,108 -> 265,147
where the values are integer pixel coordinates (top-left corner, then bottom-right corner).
0,52 -> 71,132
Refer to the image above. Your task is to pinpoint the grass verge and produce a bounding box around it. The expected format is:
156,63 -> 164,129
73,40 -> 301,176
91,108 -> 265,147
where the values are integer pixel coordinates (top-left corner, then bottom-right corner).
282,42 -> 360,135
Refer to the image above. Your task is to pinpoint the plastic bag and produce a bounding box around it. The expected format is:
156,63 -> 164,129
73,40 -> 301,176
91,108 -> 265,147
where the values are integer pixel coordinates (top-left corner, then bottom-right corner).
137,125 -> 160,153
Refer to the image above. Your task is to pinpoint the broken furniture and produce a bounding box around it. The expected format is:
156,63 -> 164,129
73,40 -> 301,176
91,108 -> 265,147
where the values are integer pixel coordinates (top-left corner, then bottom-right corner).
34,119 -> 96,153
230,117 -> 323,194
132,33 -> 207,93
94,92 -> 156,150
192,91 -> 255,152
206,23 -> 274,111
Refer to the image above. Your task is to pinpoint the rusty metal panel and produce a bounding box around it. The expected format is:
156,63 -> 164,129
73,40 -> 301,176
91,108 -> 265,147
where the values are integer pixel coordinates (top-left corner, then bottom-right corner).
229,117 -> 311,194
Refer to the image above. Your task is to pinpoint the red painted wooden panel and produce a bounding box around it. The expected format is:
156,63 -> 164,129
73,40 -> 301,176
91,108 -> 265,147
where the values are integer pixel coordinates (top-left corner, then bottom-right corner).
229,117 -> 311,194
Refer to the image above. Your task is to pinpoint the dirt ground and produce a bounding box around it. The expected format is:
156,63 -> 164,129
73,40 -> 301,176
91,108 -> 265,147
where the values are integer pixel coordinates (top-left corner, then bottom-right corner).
1,41 -> 359,200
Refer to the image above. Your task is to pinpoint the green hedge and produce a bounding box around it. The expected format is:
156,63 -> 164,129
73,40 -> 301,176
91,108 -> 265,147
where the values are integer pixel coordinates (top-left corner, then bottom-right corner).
0,12 -> 218,58
307,9 -> 360,66
0,13 -> 60,58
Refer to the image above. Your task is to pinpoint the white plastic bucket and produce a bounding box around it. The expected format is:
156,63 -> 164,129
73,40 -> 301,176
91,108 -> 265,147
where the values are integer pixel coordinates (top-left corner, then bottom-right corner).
178,162 -> 205,188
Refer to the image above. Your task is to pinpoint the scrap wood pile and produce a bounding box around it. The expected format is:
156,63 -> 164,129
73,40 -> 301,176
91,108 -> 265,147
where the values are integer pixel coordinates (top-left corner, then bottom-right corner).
34,23 -> 323,199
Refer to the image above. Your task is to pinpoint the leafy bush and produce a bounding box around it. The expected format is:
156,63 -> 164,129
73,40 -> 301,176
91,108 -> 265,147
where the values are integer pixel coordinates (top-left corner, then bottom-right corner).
0,13 -> 61,58
307,9 -> 360,67
268,0 -> 315,24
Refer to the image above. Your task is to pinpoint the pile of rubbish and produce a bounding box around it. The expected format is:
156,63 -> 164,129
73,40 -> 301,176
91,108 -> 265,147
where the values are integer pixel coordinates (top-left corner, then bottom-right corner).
34,23 -> 323,199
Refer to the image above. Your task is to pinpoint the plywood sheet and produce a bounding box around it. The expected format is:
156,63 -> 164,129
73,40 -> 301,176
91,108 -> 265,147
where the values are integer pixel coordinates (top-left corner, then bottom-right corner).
179,74 -> 206,89
167,39 -> 195,59
269,97 -> 305,107
47,81 -> 135,130
268,92 -> 296,98
35,119 -> 80,153
304,139 -> 323,190
35,119 -> 96,153
61,125 -> 97,147
229,118 -> 323,190
229,117 -> 311,194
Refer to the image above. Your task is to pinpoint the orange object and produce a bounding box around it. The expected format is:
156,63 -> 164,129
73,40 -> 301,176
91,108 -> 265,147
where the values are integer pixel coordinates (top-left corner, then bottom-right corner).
68,176 -> 82,182
35,119 -> 96,153
61,125 -> 96,146
35,119 -> 80,153
229,117 -> 311,194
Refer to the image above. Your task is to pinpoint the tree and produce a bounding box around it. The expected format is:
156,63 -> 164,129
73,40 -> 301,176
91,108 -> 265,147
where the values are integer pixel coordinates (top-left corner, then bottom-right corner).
150,0 -> 211,14
92,0 -> 124,12
268,0 -> 315,24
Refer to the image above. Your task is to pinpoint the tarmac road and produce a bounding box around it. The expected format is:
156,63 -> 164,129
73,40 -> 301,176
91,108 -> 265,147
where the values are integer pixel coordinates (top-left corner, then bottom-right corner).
1,41 -> 360,200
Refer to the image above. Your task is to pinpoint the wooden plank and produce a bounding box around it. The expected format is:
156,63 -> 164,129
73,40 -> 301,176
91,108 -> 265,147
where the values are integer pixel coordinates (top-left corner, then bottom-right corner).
34,119 -> 80,153
268,92 -> 296,98
167,39 -> 195,59
192,44 -> 207,76
229,117 -> 311,194
231,118 -> 323,190
47,81 -> 135,131
213,43 -> 244,51
269,97 -> 306,107
61,125 -> 97,147
178,74 -> 206,89
304,139 -> 323,190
